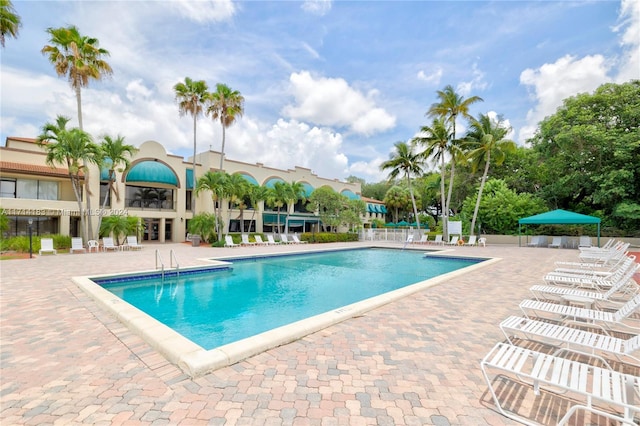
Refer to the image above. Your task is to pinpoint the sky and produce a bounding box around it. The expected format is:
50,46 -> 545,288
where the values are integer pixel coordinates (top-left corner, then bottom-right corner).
1,0 -> 638,183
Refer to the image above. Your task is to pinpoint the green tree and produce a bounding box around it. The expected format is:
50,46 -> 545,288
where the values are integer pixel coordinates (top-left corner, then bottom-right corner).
530,80 -> 640,232
99,214 -> 141,245
247,184 -> 270,233
267,181 -> 289,234
96,135 -> 137,233
0,0 -> 21,47
464,113 -> 516,235
37,115 -> 99,242
207,83 -> 245,171
0,208 -> 8,236
461,179 -> 546,234
283,181 -> 306,234
427,84 -> 483,239
188,213 -> 218,243
195,170 -> 229,240
383,186 -> 411,223
341,198 -> 365,232
380,141 -> 424,229
306,186 -> 344,232
413,117 -> 451,230
225,173 -> 250,232
42,25 -> 112,238
174,77 -> 209,212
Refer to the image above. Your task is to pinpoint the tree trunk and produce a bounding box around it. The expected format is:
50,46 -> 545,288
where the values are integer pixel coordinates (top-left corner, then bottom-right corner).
192,114 -> 197,215
440,156 -> 447,238
406,172 -> 420,230
219,124 -> 226,171
470,153 -> 491,236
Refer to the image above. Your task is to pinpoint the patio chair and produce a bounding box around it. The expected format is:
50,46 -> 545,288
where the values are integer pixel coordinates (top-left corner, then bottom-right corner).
445,235 -> 458,246
253,235 -> 268,246
543,258 -> 638,291
241,234 -> 256,246
125,235 -> 144,250
480,342 -> 640,426
291,235 -> 308,244
519,294 -> 640,333
38,238 -> 57,255
477,237 -> 487,247
415,235 -> 428,244
428,235 -> 443,246
70,237 -> 86,254
499,315 -> 640,367
578,235 -> 592,248
548,236 -> 563,248
464,235 -> 477,246
102,237 -> 119,252
224,235 -> 240,248
87,240 -> 100,253
266,235 -> 281,245
280,234 -> 294,244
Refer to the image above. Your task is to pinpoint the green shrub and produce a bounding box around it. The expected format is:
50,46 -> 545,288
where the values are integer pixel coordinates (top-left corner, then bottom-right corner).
301,232 -> 358,243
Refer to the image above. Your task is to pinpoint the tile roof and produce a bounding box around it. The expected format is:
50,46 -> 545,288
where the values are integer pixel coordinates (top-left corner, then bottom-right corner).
0,161 -> 83,179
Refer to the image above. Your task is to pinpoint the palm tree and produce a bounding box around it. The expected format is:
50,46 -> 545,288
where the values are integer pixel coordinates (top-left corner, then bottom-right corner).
174,77 -> 209,213
224,173 -> 250,232
42,25 -> 113,239
412,118 -> 451,232
247,185 -> 270,232
380,141 -> 424,230
195,170 -> 228,241
0,0 -> 21,48
282,181 -> 306,233
37,115 -> 100,242
207,83 -> 245,171
96,135 -> 137,233
267,182 -> 289,234
427,85 -> 483,239
464,113 -> 517,235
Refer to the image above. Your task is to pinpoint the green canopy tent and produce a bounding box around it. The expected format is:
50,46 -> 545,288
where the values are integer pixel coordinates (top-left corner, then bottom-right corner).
518,209 -> 601,247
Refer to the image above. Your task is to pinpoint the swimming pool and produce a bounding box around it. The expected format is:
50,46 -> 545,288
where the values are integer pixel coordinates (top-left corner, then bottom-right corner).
75,247 -> 497,377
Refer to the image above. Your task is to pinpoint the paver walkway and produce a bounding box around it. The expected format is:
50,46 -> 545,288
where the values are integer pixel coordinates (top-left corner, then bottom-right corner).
1,241 -> 636,425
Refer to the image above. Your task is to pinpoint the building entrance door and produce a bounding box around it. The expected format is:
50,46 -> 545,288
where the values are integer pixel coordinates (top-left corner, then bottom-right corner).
143,219 -> 160,241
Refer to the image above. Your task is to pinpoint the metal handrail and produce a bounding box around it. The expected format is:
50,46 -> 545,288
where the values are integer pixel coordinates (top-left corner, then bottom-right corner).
169,249 -> 180,277
155,249 -> 165,280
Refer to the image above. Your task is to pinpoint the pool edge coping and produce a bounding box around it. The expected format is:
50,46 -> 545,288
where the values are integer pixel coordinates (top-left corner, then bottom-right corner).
73,248 -> 502,378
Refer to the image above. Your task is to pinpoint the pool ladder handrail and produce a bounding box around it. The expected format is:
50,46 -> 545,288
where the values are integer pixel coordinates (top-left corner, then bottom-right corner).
155,249 -> 180,281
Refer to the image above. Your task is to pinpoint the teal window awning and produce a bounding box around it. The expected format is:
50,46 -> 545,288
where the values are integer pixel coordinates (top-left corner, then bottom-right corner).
264,177 -> 285,188
237,173 -> 259,186
302,183 -> 314,197
341,190 -> 360,200
186,169 -> 194,190
126,161 -> 178,186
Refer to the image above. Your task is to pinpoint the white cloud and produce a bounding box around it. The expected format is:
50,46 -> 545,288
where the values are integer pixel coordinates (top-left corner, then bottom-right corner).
417,67 -> 443,85
457,63 -> 488,96
348,157 -> 387,183
301,0 -> 332,16
613,0 -> 640,82
282,71 -> 396,136
169,0 -> 236,23
518,54 -> 610,142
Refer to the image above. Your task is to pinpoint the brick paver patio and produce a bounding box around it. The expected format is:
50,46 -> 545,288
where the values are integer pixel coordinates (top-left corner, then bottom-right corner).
1,241 -> 637,425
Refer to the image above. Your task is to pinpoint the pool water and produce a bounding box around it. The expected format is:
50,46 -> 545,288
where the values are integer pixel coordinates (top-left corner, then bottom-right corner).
98,248 -> 482,350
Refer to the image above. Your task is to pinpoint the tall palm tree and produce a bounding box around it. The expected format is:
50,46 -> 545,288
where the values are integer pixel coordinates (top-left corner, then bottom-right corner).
380,141 -> 424,230
42,25 -> 113,239
224,173 -> 250,232
0,0 -> 21,47
96,135 -> 137,233
37,115 -> 100,242
207,83 -> 245,171
268,182 -> 289,234
412,117 -> 451,232
247,185 -> 270,232
465,113 -> 516,235
282,181 -> 306,234
427,85 -> 483,239
174,77 -> 209,213
195,170 -> 228,241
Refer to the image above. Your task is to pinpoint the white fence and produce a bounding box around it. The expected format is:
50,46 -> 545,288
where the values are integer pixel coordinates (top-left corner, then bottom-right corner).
359,228 -> 423,243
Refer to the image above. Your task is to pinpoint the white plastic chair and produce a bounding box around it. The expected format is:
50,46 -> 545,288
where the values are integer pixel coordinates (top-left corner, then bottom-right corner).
445,236 -> 458,246
224,235 -> 240,248
464,235 -> 477,246
102,237 -> 119,252
266,235 -> 280,245
70,237 -> 86,253
87,240 -> 99,253
241,234 -> 256,246
125,235 -> 144,250
38,238 -> 57,255
253,235 -> 268,246
292,235 -> 308,244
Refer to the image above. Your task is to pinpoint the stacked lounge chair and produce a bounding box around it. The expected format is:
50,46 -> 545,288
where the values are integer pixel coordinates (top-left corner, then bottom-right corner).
480,239 -> 640,425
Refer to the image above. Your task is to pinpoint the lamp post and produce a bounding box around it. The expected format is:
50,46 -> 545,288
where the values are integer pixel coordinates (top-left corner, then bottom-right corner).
28,218 -> 33,259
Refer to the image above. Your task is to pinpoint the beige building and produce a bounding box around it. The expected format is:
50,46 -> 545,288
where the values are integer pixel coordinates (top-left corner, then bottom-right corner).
0,137 -> 376,242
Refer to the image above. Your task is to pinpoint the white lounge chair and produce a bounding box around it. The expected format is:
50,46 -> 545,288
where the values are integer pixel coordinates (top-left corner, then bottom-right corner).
578,235 -> 592,248
480,342 -> 640,426
266,235 -> 281,245
477,237 -> 487,247
224,235 -> 240,248
445,236 -> 458,246
527,235 -> 547,247
280,234 -> 294,244
241,234 -> 256,246
125,235 -> 144,250
543,258 -> 637,291
500,315 -> 640,367
548,236 -> 563,248
87,240 -> 100,253
70,237 -> 86,253
38,238 -> 57,255
428,235 -> 443,246
531,263 -> 639,303
520,294 -> 640,332
102,237 -> 119,252
464,235 -> 477,246
253,235 -> 268,246
291,235 -> 308,244
414,235 -> 428,244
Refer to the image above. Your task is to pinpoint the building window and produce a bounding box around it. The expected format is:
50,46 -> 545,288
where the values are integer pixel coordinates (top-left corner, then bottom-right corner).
1,179 -> 16,198
3,216 -> 59,238
125,185 -> 175,210
4,178 -> 59,200
185,190 -> 192,211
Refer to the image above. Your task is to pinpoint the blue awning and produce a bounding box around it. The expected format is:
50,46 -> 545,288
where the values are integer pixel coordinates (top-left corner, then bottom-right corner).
264,177 -> 285,188
341,190 -> 360,200
186,169 -> 194,189
126,161 -> 178,186
302,183 -> 314,197
237,173 -> 259,186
